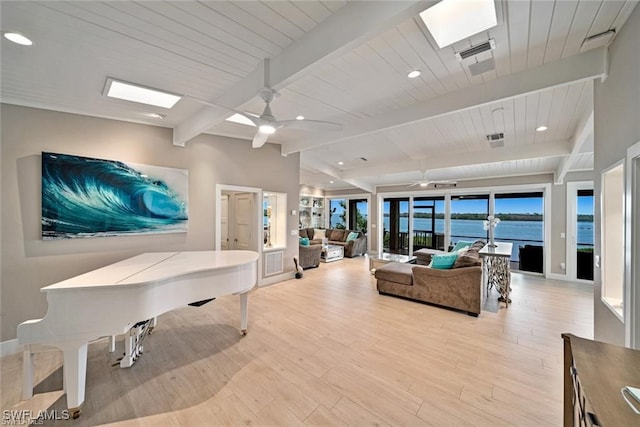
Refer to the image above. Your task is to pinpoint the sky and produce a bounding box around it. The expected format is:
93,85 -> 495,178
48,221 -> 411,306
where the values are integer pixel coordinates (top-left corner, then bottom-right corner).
365,195 -> 595,216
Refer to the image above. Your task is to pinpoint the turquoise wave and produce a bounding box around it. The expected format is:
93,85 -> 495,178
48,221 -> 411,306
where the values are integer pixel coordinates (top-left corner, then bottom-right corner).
42,152 -> 188,239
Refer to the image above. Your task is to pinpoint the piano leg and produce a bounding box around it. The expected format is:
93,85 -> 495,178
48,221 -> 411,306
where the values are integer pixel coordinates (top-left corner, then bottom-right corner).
22,345 -> 34,400
240,292 -> 248,335
61,342 -> 88,418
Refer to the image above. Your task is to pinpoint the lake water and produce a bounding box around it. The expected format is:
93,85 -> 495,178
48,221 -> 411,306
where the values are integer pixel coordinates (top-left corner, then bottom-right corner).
380,217 -> 594,260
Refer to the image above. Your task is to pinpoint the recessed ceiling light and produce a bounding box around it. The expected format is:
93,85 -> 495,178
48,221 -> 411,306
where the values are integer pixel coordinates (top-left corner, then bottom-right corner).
338,161 -> 344,166
330,180 -> 334,184
226,113 -> 257,127
419,0 -> 497,48
407,70 -> 421,79
104,78 -> 181,109
296,115 -> 305,120
419,182 -> 429,187
146,113 -> 165,120
259,124 -> 276,134
536,125 -> 548,132
3,32 -> 33,46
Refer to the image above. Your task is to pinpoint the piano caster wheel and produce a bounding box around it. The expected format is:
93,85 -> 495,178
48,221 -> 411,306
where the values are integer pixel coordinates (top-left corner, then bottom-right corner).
70,407 -> 81,419
241,329 -> 247,336
148,327 -> 154,335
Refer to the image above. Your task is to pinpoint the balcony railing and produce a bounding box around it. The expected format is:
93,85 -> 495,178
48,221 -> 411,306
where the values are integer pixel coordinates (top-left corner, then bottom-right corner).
383,229 -> 445,254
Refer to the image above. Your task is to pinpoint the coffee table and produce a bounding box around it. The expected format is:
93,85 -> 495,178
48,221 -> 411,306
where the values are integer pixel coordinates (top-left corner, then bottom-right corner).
321,244 -> 344,263
370,253 -> 416,273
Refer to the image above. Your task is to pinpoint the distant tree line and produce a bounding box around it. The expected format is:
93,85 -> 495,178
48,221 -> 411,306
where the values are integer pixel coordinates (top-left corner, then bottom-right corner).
383,212 -> 594,222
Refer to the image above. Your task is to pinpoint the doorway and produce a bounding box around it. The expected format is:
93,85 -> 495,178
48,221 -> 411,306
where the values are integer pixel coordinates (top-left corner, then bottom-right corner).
215,184 -> 261,254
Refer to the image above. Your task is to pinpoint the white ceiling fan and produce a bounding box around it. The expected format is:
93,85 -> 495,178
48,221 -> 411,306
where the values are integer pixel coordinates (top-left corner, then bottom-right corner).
236,87 -> 342,148
409,171 -> 457,188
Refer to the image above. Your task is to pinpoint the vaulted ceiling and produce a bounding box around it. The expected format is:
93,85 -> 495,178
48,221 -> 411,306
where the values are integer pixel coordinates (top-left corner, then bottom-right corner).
2,1 -> 637,192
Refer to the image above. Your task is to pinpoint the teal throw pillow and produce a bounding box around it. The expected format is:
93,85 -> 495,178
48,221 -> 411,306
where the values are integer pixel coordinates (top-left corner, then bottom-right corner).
346,232 -> 359,241
431,252 -> 458,269
451,240 -> 473,252
299,237 -> 310,246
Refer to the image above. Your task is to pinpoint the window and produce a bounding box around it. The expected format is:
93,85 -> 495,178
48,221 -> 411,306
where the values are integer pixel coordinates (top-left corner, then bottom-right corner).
576,189 -> 594,280
494,192 -> 544,265
383,198 -> 409,255
348,199 -> 368,232
329,199 -> 346,229
450,195 -> 489,246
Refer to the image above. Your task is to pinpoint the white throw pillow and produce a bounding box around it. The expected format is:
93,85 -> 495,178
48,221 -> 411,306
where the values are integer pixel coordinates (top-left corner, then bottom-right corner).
314,229 -> 326,239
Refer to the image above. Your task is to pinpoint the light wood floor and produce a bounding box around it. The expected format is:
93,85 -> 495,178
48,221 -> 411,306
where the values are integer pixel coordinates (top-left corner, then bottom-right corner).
1,256 -> 593,426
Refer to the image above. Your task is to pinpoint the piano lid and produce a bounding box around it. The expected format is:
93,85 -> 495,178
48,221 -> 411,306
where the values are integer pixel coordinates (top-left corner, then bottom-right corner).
41,250 -> 259,291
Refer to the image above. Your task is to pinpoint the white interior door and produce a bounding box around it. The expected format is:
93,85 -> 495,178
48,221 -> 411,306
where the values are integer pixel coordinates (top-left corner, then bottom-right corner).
235,193 -> 253,251
220,194 -> 229,250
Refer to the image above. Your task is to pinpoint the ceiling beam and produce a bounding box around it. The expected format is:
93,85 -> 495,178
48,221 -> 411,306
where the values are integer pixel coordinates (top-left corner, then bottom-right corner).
173,0 -> 432,147
306,164 -> 376,194
281,47 -> 607,155
339,141 -> 571,179
555,111 -> 594,184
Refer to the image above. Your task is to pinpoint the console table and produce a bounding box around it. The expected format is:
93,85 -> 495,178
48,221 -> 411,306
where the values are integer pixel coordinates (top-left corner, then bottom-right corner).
562,333 -> 640,426
479,242 -> 513,307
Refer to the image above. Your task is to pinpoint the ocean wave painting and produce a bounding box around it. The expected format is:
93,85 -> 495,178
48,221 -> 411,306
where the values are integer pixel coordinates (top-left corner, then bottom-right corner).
42,152 -> 189,239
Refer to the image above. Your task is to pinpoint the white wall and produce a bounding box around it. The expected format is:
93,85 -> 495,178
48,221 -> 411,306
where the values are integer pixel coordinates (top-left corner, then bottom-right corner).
593,3 -> 640,345
0,104 -> 300,341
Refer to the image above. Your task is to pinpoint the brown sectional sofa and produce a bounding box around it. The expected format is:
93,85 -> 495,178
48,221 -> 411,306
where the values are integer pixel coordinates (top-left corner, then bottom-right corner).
299,227 -> 367,258
374,240 -> 486,316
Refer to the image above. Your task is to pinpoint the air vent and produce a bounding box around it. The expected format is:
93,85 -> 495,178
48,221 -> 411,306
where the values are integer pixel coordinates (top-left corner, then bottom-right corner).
455,39 -> 496,61
486,132 -> 504,149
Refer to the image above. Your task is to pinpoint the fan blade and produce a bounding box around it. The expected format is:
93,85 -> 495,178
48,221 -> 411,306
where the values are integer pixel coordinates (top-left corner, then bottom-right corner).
252,131 -> 269,148
231,110 -> 259,127
277,119 -> 342,132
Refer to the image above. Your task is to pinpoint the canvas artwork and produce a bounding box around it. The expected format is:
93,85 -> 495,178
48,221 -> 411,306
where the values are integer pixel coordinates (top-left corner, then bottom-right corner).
42,152 -> 189,239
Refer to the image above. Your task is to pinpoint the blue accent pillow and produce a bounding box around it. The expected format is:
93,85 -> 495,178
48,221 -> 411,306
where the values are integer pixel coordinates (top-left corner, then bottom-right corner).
452,240 -> 473,252
346,232 -> 359,241
299,237 -> 310,246
431,252 -> 458,269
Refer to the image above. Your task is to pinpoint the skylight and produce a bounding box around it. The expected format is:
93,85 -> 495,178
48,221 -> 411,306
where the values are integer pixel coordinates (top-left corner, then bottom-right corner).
104,78 -> 181,109
419,0 -> 497,48
225,113 -> 257,127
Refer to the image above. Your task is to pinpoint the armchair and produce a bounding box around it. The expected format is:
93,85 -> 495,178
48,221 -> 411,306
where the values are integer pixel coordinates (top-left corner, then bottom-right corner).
298,244 -> 322,269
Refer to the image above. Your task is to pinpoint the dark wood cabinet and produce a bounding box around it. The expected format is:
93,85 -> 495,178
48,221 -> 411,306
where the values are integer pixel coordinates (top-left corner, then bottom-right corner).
562,333 -> 640,426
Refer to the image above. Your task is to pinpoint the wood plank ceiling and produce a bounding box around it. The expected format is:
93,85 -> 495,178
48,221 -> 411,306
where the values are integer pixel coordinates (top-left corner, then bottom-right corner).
1,1 -> 637,191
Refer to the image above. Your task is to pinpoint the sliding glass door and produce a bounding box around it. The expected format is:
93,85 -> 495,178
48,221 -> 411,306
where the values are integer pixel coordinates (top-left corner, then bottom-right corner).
495,192 -> 544,271
412,197 -> 445,251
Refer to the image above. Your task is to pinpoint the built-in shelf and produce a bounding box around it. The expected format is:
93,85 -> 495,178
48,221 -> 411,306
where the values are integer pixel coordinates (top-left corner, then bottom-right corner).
299,195 -> 325,229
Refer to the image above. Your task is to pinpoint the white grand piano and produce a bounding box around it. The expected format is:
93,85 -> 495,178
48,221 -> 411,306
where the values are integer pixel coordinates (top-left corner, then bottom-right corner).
17,250 -> 259,418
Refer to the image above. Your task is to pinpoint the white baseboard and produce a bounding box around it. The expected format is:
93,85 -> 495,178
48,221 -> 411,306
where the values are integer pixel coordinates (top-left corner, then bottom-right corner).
259,271 -> 295,287
1,338 -> 21,357
545,272 -> 570,281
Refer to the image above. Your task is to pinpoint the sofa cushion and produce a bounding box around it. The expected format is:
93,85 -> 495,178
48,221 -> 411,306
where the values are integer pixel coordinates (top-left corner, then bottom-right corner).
329,229 -> 346,241
346,231 -> 359,241
374,262 -> 414,285
452,240 -> 473,252
453,248 -> 481,268
431,253 -> 458,269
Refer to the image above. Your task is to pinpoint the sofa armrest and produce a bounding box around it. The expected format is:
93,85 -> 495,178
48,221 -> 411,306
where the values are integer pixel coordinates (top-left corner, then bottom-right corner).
344,235 -> 367,257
